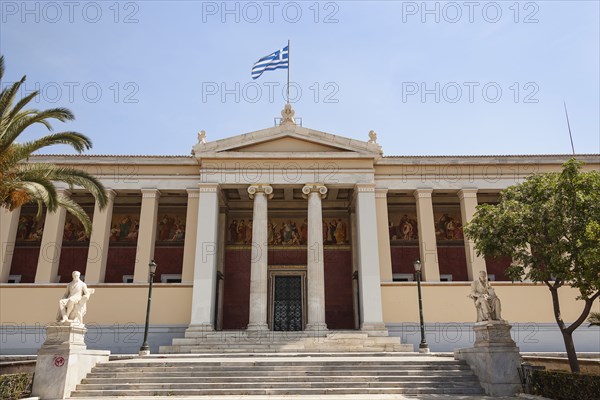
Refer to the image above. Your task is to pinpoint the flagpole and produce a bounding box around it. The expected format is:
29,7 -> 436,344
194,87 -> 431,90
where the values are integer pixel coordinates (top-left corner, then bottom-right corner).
287,39 -> 290,104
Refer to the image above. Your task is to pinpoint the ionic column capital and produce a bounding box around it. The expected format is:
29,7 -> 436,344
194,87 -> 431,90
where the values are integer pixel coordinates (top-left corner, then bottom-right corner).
302,183 -> 327,199
247,184 -> 273,200
354,183 -> 376,193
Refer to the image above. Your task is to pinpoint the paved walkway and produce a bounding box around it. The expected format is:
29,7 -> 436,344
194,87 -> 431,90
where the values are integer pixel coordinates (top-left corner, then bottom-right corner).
63,395 -> 547,400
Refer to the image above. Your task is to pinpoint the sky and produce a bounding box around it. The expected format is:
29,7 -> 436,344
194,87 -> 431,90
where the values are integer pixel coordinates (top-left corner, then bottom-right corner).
1,0 -> 599,157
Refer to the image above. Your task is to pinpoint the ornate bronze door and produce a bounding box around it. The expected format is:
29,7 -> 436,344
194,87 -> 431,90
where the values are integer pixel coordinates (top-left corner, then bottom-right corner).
273,275 -> 303,331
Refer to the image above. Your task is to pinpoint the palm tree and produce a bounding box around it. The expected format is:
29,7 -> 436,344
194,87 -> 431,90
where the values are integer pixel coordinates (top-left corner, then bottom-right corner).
0,55 -> 107,234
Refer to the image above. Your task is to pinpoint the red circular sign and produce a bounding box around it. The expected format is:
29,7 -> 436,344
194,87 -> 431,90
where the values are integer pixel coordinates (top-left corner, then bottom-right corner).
54,356 -> 65,367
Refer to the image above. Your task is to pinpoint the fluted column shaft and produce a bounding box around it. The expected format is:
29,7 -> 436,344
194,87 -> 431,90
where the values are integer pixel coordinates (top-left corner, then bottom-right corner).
303,184 -> 328,332
247,184 -> 272,331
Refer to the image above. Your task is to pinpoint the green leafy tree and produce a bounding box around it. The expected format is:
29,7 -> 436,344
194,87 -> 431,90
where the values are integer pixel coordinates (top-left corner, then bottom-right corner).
464,159 -> 600,373
0,55 -> 107,233
588,311 -> 600,327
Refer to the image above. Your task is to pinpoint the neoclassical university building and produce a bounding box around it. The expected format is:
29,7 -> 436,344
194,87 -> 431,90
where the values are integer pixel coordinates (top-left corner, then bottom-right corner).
1,106 -> 598,354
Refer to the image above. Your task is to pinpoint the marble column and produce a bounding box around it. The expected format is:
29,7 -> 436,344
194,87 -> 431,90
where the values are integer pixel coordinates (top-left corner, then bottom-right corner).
133,189 -> 161,283
84,190 -> 116,284
375,188 -> 393,282
246,184 -> 273,331
354,183 -> 387,335
35,189 -> 70,283
188,183 -> 220,332
0,206 -> 21,283
414,189 -> 441,281
181,188 -> 200,284
302,184 -> 328,332
458,189 -> 487,280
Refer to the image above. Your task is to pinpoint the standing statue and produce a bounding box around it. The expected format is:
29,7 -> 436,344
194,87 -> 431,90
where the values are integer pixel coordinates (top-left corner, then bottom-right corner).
469,271 -> 503,322
57,271 -> 94,325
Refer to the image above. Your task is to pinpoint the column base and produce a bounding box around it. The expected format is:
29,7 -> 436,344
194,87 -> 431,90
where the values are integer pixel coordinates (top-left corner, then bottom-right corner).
305,323 -> 328,335
360,323 -> 389,337
184,323 -> 214,338
246,323 -> 269,331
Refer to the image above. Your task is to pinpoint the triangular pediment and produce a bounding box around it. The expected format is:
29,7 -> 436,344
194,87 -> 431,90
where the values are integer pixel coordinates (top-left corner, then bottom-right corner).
192,118 -> 382,159
235,136 -> 352,153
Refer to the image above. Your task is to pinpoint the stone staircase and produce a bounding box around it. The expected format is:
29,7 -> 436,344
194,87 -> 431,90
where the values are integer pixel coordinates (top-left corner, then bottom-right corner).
160,331 -> 414,353
70,353 -> 486,397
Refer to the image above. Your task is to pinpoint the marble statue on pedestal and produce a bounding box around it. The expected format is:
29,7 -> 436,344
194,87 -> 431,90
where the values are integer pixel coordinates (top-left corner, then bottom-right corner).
57,271 -> 93,325
469,270 -> 503,322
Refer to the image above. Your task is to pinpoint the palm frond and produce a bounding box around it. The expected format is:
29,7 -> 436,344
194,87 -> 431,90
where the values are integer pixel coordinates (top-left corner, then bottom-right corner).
56,195 -> 92,235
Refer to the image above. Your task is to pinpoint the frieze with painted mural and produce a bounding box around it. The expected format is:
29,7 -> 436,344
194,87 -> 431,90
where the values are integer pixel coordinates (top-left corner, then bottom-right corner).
227,216 -> 350,245
156,211 -> 186,242
388,211 -> 419,241
434,209 -> 464,241
16,210 -> 45,242
109,213 -> 141,242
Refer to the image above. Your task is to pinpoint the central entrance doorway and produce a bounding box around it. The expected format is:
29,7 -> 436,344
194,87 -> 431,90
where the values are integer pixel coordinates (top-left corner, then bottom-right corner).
268,267 -> 306,331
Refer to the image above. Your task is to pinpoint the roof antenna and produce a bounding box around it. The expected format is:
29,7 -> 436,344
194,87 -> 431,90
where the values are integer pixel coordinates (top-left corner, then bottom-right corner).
563,101 -> 575,155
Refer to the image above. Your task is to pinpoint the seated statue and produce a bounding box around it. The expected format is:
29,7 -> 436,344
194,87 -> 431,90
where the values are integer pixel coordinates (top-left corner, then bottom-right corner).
469,270 -> 503,322
57,271 -> 93,325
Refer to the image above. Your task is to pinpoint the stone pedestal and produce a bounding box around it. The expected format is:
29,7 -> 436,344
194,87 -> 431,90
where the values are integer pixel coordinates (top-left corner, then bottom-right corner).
32,323 -> 110,399
455,321 -> 522,397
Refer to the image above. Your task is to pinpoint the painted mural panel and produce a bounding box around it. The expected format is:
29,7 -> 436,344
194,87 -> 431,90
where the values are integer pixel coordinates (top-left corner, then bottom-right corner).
227,216 -> 350,245
63,214 -> 90,242
109,212 -> 141,242
156,211 -> 186,243
16,209 -> 45,242
388,209 -> 418,241
433,207 -> 464,241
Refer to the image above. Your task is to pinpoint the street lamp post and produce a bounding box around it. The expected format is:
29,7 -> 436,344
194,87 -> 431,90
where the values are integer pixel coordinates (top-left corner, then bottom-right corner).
139,259 -> 157,356
413,260 -> 430,353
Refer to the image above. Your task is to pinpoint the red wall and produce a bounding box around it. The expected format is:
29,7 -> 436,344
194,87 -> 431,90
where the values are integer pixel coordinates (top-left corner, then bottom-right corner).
154,246 -> 184,282
437,246 -> 468,281
58,247 -> 89,282
10,246 -> 40,283
105,247 -> 136,283
222,248 -> 251,329
221,248 -> 355,330
391,246 -> 420,275
323,249 -> 354,329
486,256 -> 512,281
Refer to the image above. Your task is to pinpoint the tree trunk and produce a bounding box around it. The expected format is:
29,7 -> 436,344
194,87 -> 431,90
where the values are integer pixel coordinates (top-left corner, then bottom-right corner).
560,329 -> 580,373
548,285 -> 580,373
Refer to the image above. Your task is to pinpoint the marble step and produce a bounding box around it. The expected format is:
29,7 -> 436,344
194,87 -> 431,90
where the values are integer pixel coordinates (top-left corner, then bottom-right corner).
71,387 -> 485,397
76,381 -> 482,391
82,375 -> 479,384
71,354 -> 484,397
87,369 -> 471,378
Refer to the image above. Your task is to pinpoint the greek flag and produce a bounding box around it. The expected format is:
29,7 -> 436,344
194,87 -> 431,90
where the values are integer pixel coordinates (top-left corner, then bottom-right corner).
251,45 -> 289,80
